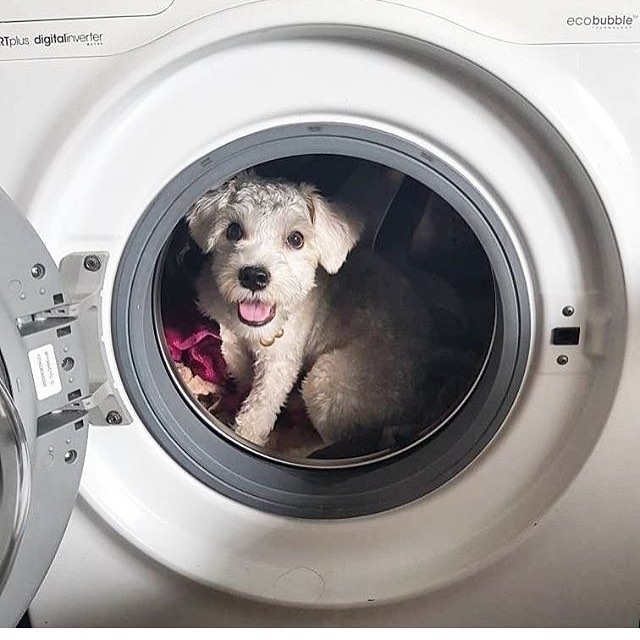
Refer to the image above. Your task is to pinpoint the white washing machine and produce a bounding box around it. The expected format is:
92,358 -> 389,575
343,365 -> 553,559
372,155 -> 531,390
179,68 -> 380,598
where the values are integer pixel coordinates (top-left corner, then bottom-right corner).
0,0 -> 639,627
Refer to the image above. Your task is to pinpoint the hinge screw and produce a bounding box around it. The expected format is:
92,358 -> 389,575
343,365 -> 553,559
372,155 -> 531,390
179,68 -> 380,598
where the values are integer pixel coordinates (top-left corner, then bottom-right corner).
83,255 -> 102,272
556,355 -> 569,366
106,410 -> 122,425
562,306 -> 575,317
30,263 -> 46,279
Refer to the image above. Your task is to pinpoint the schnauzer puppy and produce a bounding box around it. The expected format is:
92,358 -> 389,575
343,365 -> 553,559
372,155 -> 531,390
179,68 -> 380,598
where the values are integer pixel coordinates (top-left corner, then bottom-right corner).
187,171 -> 431,449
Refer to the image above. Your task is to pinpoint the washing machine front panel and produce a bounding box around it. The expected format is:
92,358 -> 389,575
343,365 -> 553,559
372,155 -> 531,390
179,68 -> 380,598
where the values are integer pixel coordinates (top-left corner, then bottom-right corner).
0,190 -> 91,626
10,8 -> 628,608
0,0 -> 173,22
0,0 -> 636,625
0,0 -> 639,62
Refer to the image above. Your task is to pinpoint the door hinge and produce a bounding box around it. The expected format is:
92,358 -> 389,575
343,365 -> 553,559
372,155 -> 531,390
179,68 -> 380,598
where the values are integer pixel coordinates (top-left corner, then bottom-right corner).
58,252 -> 132,426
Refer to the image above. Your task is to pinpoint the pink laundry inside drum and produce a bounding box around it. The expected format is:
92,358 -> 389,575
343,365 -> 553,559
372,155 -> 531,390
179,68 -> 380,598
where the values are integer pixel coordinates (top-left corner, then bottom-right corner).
159,155 -> 493,461
162,300 -> 319,454
163,304 -> 227,385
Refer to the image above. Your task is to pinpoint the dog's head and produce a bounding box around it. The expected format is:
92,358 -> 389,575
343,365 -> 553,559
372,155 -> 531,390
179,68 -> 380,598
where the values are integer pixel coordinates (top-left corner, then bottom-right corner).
187,172 -> 362,330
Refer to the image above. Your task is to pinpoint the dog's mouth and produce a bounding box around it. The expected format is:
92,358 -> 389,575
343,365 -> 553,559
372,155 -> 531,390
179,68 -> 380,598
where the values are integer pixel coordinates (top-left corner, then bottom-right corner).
237,300 -> 276,327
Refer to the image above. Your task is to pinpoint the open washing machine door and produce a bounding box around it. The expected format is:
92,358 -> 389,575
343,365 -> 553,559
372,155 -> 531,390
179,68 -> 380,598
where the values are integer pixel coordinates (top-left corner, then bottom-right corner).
0,188 -> 96,626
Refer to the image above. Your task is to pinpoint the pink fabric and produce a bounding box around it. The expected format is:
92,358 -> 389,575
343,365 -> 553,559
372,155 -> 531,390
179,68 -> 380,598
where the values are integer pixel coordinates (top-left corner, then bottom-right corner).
163,304 -> 227,385
163,300 -> 315,440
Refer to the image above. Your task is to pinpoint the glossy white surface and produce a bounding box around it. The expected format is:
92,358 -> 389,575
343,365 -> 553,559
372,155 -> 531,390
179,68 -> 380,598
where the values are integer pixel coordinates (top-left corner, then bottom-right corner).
0,0 -> 637,626
0,0 -> 639,61
0,0 -> 172,22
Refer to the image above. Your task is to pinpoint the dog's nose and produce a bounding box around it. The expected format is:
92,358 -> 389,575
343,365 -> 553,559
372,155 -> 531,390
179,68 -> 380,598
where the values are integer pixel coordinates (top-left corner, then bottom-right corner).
239,265 -> 270,291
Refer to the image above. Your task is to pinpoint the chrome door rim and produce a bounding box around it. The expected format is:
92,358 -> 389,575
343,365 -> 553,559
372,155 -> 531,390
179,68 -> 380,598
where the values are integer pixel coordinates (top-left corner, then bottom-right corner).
0,371 -> 30,595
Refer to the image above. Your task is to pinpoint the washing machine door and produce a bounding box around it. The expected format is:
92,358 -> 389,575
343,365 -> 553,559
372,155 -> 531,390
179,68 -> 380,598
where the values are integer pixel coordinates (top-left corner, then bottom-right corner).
0,188 -> 90,627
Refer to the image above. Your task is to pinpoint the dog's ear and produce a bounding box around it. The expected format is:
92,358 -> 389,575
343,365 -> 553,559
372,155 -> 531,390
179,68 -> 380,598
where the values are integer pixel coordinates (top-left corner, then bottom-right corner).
302,184 -> 363,274
187,175 -> 243,252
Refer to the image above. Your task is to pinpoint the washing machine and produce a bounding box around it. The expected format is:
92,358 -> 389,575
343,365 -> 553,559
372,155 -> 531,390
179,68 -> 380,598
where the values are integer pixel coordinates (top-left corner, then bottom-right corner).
0,0 -> 639,627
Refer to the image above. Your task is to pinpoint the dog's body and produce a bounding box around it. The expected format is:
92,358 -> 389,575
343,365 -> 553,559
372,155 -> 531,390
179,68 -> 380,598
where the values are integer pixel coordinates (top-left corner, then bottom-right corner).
188,172 -> 431,448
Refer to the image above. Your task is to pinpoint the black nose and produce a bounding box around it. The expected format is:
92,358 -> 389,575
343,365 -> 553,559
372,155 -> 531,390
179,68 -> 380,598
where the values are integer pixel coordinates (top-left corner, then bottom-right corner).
238,265 -> 270,291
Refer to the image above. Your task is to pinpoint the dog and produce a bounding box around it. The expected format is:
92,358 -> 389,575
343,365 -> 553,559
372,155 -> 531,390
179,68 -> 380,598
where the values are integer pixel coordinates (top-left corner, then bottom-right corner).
187,171 -> 432,449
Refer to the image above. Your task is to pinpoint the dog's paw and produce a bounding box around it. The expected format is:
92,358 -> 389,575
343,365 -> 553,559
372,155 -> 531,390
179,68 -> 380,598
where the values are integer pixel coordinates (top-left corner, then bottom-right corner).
233,416 -> 271,447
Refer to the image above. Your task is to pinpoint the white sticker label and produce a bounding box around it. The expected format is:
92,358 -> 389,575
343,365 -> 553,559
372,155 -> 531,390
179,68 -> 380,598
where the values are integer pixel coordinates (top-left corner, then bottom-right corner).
28,344 -> 62,401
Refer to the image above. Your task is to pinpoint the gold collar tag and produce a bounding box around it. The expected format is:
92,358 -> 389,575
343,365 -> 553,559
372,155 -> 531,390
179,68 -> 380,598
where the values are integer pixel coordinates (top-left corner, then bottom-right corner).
259,328 -> 284,348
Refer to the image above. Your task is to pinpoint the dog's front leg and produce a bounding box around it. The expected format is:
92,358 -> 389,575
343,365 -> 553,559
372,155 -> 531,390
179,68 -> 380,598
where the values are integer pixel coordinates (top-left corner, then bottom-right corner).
219,324 -> 253,394
234,350 -> 302,446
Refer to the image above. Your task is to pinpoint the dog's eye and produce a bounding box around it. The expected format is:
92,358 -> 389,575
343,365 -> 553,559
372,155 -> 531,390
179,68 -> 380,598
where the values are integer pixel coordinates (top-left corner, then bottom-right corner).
226,222 -> 243,242
286,231 -> 304,250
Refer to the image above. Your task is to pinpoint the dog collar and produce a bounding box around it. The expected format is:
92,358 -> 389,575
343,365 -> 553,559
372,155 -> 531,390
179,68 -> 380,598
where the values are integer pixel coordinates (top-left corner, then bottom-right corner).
259,328 -> 284,348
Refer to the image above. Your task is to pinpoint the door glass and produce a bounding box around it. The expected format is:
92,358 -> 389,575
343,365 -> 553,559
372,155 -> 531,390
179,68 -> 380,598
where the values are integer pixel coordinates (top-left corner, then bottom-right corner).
0,361 -> 30,594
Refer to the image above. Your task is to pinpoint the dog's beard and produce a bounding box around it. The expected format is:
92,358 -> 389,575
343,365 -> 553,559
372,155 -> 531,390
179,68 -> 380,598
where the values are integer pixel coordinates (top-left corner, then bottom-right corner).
209,261 -> 317,331
219,278 -> 278,327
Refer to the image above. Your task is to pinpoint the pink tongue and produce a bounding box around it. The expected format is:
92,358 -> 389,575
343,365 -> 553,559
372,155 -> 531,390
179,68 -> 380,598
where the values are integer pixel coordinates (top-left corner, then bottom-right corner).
238,301 -> 273,323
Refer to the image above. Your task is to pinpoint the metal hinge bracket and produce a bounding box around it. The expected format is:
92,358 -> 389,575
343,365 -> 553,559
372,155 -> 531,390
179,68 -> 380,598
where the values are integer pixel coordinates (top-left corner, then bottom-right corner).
59,252 -> 132,426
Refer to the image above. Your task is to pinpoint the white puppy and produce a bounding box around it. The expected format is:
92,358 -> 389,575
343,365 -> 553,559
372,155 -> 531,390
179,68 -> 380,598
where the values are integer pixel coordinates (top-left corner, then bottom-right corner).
187,172 -> 431,449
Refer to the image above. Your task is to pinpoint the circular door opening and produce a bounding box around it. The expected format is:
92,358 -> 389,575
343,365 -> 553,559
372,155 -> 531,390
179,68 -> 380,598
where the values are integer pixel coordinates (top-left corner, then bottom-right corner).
157,154 -> 497,467
113,124 -> 530,518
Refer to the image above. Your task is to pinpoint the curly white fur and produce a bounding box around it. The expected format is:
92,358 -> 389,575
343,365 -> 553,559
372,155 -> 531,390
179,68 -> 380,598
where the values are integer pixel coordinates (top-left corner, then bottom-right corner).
187,172 -> 431,448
